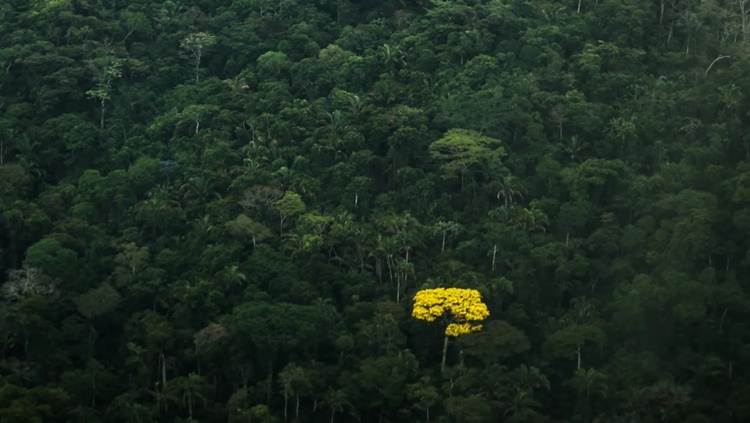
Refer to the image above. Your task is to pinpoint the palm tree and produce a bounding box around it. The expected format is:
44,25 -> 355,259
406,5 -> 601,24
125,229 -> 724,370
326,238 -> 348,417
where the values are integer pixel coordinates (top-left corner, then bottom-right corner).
327,110 -> 349,138
107,392 -> 157,422
12,133 -> 43,177
275,166 -> 297,190
135,187 -> 182,238
180,175 -> 216,200
514,365 -> 551,392
563,135 -> 587,161
151,381 -> 170,415
323,389 -> 352,423
566,297 -> 598,325
381,44 -> 406,74
500,365 -> 550,417
191,215 -> 215,245
381,212 -> 422,264
369,234 -> 398,284
347,94 -> 366,115
495,175 -> 525,208
510,207 -> 549,233
502,387 -> 542,418
163,373 -> 209,421
569,368 -> 608,399
223,75 -> 249,91
218,265 -> 247,287
392,258 -> 415,303
71,405 -> 100,422
315,110 -> 350,159
240,139 -> 271,161
281,231 -> 321,259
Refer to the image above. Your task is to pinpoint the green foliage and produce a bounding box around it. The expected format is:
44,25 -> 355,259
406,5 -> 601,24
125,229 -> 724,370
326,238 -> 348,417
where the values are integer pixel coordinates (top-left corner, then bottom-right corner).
23,237 -> 78,288
223,301 -> 326,361
273,191 -> 306,234
74,283 -> 121,319
1,0 -> 748,421
543,323 -> 605,368
460,320 -> 531,364
0,385 -> 71,423
0,164 -> 32,203
428,129 -> 505,188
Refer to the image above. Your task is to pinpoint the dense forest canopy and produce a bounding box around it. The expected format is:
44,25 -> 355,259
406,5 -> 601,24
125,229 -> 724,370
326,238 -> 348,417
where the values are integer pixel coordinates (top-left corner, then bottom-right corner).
1,0 -> 750,421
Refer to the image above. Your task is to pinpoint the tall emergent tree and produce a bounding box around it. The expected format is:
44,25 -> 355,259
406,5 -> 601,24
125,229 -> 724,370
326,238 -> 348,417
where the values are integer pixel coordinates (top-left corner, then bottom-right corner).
181,32 -> 216,83
412,288 -> 490,372
428,129 -> 505,190
86,56 -> 123,129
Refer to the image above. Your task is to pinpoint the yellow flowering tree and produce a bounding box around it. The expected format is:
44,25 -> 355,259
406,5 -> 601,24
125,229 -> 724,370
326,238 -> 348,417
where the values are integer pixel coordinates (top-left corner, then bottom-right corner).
412,288 -> 490,372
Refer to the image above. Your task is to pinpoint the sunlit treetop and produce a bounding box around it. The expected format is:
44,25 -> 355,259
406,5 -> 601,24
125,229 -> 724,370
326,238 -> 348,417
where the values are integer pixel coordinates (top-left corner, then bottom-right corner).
412,288 -> 490,337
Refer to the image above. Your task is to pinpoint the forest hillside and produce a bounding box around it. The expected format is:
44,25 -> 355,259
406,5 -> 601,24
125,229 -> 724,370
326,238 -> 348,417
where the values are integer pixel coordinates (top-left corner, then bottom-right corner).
1,0 -> 750,421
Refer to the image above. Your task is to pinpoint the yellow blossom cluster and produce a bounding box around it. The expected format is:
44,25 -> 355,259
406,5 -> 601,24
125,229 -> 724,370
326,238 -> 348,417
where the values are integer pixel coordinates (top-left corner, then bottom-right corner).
445,322 -> 483,337
412,288 -> 490,337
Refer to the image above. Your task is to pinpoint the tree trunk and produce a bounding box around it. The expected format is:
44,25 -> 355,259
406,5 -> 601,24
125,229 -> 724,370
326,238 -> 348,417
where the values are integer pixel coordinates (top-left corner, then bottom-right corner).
195,344 -> 201,376
660,0 -> 664,24
441,232 -> 446,253
296,395 -> 300,418
91,367 -> 97,406
576,346 -> 581,370
719,307 -> 728,333
441,335 -> 449,373
491,244 -> 497,271
577,0 -> 582,13
742,0 -> 748,42
100,99 -> 106,129
667,22 -> 673,46
267,359 -> 274,405
387,255 -> 394,284
284,392 -> 289,422
160,352 -> 167,387
188,393 -> 193,421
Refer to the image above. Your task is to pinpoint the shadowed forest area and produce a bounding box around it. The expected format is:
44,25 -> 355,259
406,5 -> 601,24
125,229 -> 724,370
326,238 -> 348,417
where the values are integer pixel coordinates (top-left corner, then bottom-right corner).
1,0 -> 750,421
